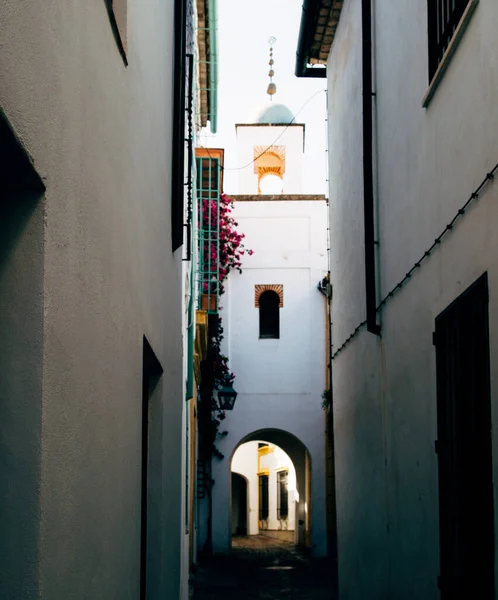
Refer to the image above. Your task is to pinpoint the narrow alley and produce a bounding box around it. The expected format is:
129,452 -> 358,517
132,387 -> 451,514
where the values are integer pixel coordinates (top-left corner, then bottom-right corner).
2,0 -> 498,598
193,537 -> 335,600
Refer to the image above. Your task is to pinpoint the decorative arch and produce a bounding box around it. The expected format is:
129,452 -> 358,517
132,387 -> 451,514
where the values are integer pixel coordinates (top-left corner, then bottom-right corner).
253,145 -> 286,172
255,284 -> 283,308
254,146 -> 286,193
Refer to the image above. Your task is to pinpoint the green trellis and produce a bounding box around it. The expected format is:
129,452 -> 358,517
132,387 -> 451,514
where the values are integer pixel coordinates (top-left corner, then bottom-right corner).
196,156 -> 221,313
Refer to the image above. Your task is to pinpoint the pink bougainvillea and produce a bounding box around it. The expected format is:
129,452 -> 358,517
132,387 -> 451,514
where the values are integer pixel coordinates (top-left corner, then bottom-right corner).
198,193 -> 253,460
200,193 -> 253,297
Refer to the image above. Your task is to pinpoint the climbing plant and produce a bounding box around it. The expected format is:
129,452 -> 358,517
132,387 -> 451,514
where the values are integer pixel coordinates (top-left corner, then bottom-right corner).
198,193 -> 253,460
200,192 -> 253,296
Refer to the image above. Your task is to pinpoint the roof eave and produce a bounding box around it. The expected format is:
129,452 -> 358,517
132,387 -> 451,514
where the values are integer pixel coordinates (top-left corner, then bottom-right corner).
295,0 -> 343,78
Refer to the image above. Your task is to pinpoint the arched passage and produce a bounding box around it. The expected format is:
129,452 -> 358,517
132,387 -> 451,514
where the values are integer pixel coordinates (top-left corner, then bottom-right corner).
211,417 -> 326,557
231,439 -> 298,545
212,428 -> 312,553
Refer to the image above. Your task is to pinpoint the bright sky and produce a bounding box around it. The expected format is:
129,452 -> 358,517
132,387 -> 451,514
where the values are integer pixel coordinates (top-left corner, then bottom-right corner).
199,0 -> 327,195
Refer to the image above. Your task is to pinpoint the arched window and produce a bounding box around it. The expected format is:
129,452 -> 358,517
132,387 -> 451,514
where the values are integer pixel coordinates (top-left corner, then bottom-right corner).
259,290 -> 280,339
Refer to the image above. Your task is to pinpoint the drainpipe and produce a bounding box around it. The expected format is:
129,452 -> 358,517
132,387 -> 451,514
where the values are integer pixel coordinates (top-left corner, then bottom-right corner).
172,0 -> 187,251
207,0 -> 218,133
362,0 -> 381,335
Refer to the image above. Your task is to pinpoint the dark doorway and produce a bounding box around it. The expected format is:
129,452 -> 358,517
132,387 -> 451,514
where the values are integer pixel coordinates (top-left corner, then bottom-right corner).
231,473 -> 248,536
434,273 -> 494,599
141,338 -> 163,600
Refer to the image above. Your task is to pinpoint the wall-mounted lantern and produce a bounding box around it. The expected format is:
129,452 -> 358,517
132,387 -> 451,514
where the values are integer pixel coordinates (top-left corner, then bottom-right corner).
217,382 -> 238,410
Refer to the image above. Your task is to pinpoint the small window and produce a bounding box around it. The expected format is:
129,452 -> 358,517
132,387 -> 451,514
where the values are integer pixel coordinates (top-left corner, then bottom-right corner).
427,0 -> 471,81
259,290 -> 280,339
277,470 -> 289,520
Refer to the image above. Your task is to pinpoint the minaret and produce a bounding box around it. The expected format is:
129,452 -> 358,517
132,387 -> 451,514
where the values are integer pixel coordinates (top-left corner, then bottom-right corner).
235,37 -> 305,194
266,37 -> 277,100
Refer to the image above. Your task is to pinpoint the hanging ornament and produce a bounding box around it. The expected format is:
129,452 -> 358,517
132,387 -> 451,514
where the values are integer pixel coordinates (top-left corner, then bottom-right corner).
266,37 -> 277,99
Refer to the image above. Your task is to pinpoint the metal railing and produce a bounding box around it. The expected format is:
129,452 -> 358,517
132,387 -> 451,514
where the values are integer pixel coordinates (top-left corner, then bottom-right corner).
196,156 -> 221,313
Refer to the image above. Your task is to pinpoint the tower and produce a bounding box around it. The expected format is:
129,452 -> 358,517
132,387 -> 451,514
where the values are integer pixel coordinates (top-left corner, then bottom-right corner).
235,39 -> 305,195
210,39 -> 329,557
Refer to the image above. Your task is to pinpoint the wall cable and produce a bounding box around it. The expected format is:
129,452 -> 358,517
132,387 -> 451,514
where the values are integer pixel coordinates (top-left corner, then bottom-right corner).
198,88 -> 326,172
332,163 -> 498,360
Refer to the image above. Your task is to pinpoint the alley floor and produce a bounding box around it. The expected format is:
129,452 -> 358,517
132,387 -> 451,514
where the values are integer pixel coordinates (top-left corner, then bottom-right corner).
192,535 -> 336,600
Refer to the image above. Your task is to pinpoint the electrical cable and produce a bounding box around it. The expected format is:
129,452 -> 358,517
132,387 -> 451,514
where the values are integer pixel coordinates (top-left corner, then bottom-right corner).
332,163 -> 498,360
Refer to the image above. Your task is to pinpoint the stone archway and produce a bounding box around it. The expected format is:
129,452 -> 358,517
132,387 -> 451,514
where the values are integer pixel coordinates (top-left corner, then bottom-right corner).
211,428 -> 313,554
231,472 -> 248,536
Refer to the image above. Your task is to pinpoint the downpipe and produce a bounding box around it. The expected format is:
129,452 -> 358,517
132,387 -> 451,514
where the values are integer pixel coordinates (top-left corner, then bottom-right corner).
362,0 -> 381,335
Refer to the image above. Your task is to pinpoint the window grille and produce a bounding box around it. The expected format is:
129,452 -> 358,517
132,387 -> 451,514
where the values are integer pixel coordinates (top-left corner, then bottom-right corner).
428,0 -> 471,80
277,470 -> 289,520
196,156 -> 221,313
259,290 -> 280,339
259,475 -> 269,521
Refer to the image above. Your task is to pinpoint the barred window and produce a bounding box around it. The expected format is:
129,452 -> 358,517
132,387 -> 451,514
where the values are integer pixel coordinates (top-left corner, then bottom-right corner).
427,0 -> 471,81
259,475 -> 269,521
277,470 -> 289,520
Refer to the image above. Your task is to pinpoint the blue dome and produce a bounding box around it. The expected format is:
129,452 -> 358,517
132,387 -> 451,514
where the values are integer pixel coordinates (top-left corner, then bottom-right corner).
256,103 -> 294,124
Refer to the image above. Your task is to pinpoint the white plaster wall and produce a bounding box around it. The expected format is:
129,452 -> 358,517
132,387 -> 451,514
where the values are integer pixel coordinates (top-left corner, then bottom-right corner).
211,197 -> 328,556
226,200 -> 327,396
236,126 -> 305,194
327,0 -> 498,598
0,1 -> 184,598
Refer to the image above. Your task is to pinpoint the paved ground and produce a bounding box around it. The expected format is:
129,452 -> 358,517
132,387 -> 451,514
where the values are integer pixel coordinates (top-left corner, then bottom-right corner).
192,536 -> 336,600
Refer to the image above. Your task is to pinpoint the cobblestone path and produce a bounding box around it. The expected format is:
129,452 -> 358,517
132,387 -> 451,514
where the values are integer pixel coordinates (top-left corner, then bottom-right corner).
193,536 -> 336,600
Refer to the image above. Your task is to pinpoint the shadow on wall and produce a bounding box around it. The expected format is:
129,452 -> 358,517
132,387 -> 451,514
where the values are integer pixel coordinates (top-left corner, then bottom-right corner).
0,110 -> 45,599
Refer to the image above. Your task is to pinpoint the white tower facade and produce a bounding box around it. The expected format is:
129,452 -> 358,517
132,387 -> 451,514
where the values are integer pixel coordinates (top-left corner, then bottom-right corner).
210,100 -> 329,556
236,104 -> 305,194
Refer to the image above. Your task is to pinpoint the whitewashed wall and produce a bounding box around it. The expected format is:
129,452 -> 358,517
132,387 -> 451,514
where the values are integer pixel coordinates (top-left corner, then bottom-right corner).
211,196 -> 328,556
235,125 -> 305,194
326,0 -> 498,598
0,1 -> 185,599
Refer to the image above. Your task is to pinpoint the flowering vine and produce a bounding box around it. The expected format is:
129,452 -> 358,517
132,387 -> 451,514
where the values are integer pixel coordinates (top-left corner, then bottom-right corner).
200,193 -> 253,298
198,192 -> 253,459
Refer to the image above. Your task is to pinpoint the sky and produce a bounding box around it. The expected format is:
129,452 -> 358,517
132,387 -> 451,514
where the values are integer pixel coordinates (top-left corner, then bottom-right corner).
199,0 -> 328,195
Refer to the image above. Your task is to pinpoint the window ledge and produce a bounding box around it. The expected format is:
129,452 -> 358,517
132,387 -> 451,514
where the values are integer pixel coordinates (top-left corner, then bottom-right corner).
422,0 -> 479,108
